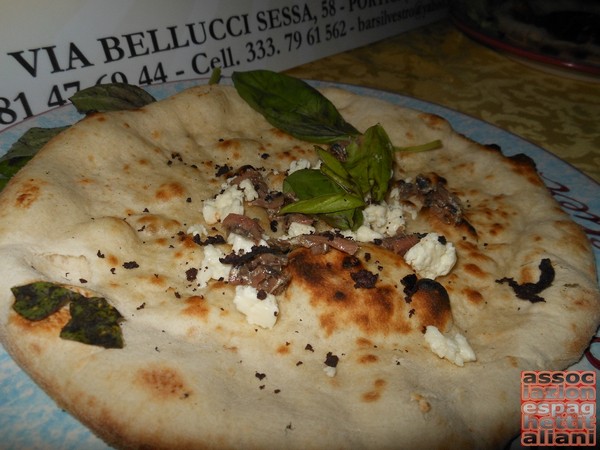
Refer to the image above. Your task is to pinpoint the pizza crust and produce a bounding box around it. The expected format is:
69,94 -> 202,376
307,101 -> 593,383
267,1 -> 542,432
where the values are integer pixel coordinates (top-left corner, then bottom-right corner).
0,83 -> 598,449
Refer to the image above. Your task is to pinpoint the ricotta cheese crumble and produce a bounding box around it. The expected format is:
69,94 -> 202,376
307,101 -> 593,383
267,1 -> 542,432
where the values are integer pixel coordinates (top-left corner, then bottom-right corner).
404,233 -> 457,279
424,326 -> 476,367
233,285 -> 279,329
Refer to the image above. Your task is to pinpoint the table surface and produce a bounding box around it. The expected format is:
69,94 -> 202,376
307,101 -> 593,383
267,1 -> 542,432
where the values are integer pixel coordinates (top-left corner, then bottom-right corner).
285,18 -> 600,184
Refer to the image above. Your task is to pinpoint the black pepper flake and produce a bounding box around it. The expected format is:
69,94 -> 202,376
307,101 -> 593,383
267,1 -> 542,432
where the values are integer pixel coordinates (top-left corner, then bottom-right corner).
296,361 -> 303,366
496,258 -> 554,303
186,197 -> 192,203
255,372 -> 266,380
342,255 -> 361,269
185,267 -> 198,282
256,289 -> 267,300
97,250 -> 105,258
305,344 -> 314,352
324,352 -> 339,368
270,220 -> 278,232
274,389 -> 281,394
408,308 -> 416,318
137,302 -> 146,310
123,261 -> 139,269
364,252 -> 372,262
215,164 -> 232,177
110,268 -> 116,274
261,153 -> 270,159
350,269 -> 378,289
79,278 -> 87,284
193,234 -> 226,246
401,274 -> 418,303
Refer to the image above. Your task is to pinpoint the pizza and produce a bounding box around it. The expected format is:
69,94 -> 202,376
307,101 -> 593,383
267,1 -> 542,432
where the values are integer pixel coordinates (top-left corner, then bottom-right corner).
0,71 -> 598,449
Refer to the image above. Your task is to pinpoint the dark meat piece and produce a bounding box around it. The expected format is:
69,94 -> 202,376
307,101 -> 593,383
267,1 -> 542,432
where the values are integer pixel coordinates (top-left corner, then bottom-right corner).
222,213 -> 264,244
380,233 -> 423,256
222,246 -> 290,295
290,232 -> 359,255
393,173 -> 465,226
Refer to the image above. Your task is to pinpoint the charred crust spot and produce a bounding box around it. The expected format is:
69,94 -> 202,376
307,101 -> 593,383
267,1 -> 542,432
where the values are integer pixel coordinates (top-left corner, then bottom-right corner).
464,263 -> 486,279
342,255 -> 361,269
185,267 -> 198,282
362,379 -> 387,403
496,258 -> 554,303
401,278 -> 453,332
324,352 -> 339,367
350,269 -> 378,289
182,296 -> 209,319
193,234 -> 226,246
9,307 -> 70,335
154,182 -> 186,202
358,354 -> 379,364
463,288 -> 484,304
288,249 -> 416,336
14,179 -> 43,209
137,366 -> 191,399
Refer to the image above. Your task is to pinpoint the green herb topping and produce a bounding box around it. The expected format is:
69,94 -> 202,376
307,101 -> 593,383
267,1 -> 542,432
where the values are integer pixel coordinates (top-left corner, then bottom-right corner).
233,69 -> 442,230
69,83 -> 156,115
0,127 -> 69,191
11,281 -> 123,349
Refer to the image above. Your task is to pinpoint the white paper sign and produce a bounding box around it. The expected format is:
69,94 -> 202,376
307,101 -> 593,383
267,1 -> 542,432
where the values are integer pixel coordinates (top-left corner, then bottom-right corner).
0,0 -> 447,131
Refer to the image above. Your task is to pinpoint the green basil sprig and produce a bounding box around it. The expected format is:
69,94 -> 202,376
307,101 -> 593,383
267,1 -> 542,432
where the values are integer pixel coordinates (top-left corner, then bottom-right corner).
0,127 -> 69,191
0,83 -> 156,192
232,70 -> 360,144
70,83 -> 156,115
233,70 -> 444,231
11,281 -> 124,349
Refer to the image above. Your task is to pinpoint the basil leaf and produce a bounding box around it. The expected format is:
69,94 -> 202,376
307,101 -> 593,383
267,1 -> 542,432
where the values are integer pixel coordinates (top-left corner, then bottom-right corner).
12,281 -> 124,348
282,168 -> 364,229
11,281 -> 77,321
232,70 -> 360,143
0,126 -> 69,191
344,124 -> 394,202
60,296 -> 124,349
321,207 -> 364,231
279,192 -> 364,215
70,83 -> 156,114
283,168 -> 344,199
315,147 -> 359,195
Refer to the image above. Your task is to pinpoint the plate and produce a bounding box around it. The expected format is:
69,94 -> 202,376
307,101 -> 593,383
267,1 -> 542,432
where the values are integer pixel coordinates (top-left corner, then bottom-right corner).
0,79 -> 599,448
451,8 -> 600,81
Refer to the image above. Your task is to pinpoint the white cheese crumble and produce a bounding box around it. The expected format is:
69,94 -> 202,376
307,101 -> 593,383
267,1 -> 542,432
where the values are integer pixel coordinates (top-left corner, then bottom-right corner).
187,224 -> 207,237
238,178 -> 258,201
227,232 -> 268,253
362,201 -> 406,236
323,366 -> 337,377
288,158 -> 312,174
285,222 -> 316,238
233,285 -> 279,329
197,244 -> 232,288
404,233 -> 456,279
424,325 -> 476,367
202,184 -> 245,224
